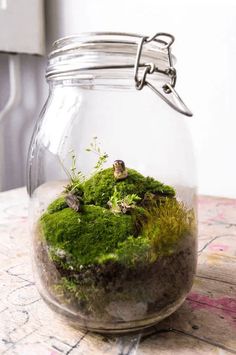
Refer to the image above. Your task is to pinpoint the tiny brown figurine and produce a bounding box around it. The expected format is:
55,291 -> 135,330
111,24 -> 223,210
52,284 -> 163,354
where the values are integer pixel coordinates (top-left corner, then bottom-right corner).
113,160 -> 128,180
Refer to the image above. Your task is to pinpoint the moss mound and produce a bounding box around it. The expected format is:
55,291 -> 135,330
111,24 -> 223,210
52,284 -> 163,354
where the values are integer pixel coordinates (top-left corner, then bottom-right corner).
38,166 -> 194,272
83,167 -> 175,207
47,196 -> 68,214
40,205 -> 136,267
143,198 -> 195,256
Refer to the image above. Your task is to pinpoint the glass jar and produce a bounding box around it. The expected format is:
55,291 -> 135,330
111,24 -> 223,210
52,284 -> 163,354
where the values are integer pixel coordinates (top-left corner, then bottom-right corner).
27,32 -> 197,333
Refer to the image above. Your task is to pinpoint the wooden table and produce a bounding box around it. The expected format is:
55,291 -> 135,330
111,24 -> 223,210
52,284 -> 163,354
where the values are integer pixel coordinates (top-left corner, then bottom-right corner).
0,188 -> 235,354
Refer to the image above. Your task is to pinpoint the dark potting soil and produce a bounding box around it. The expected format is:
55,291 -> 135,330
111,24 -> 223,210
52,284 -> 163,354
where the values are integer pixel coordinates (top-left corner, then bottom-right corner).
34,228 -> 196,323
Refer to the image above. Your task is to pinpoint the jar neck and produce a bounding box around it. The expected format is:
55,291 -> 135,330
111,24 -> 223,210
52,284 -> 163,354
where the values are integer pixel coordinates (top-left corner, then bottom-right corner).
46,32 -> 172,81
46,32 -> 192,117
47,69 -> 171,93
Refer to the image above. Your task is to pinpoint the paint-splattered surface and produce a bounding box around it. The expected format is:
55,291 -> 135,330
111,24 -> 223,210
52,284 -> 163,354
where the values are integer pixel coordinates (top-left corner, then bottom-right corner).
0,188 -> 235,354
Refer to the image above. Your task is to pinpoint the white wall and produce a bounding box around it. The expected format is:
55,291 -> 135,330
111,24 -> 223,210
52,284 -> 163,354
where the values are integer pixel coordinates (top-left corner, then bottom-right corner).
0,0 -> 236,197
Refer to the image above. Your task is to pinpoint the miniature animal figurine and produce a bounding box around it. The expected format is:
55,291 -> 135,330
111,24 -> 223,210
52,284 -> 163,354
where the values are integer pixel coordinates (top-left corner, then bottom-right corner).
113,160 -> 128,180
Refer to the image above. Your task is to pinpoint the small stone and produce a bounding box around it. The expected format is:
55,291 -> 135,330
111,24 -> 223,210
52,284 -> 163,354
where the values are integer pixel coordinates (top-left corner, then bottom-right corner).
106,301 -> 147,321
54,248 -> 67,259
65,193 -> 82,212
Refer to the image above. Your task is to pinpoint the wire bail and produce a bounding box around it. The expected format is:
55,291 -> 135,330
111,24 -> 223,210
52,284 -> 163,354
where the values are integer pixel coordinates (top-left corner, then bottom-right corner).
134,33 -> 193,117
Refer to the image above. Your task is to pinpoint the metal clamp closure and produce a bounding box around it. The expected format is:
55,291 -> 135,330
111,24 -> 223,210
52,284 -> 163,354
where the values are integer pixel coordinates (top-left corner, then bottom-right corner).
134,33 -> 192,117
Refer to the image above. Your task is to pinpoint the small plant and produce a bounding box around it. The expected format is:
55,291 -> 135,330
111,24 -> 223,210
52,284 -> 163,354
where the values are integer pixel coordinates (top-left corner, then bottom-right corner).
53,277 -> 86,304
107,187 -> 141,214
60,138 -> 109,197
58,151 -> 85,195
57,139 -> 109,212
86,136 -> 108,175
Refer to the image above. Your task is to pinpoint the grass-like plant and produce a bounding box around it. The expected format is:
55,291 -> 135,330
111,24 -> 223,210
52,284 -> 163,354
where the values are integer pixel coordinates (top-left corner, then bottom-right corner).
143,198 -> 195,256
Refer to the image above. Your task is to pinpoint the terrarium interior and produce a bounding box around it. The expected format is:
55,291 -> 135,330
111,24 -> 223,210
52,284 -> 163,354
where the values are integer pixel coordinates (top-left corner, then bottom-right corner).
30,132 -> 197,332
28,32 -> 197,333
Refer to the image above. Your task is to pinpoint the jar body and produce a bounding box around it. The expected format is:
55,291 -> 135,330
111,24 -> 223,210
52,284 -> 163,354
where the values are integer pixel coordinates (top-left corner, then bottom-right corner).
28,79 -> 197,333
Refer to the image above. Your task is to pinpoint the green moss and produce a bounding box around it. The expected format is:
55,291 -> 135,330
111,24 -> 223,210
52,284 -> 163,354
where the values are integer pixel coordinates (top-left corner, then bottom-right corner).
36,152 -> 198,318
64,180 -> 84,196
54,275 -> 107,315
143,198 -> 195,256
83,167 -> 175,208
99,235 -> 153,267
115,236 -> 152,266
96,200 -> 195,266
39,164 -> 194,275
40,205 -> 136,267
47,196 -> 68,214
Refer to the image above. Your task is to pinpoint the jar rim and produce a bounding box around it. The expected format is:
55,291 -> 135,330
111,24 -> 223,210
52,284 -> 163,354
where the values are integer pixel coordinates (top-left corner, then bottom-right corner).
51,31 -> 171,52
46,32 -> 174,80
46,32 -> 193,117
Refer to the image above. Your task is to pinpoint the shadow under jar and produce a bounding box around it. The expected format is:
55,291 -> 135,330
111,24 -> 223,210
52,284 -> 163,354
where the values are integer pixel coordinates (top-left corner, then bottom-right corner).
27,32 -> 197,334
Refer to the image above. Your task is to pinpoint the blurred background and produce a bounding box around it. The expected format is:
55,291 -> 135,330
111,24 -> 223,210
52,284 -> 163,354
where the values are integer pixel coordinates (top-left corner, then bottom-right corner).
0,0 -> 235,197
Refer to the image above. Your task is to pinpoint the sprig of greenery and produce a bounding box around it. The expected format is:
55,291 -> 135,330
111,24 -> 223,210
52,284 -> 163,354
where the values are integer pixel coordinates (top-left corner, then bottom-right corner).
59,138 -> 108,196
108,187 -> 141,214
107,188 -> 121,213
69,150 -> 86,184
86,137 -> 108,174
58,151 -> 86,195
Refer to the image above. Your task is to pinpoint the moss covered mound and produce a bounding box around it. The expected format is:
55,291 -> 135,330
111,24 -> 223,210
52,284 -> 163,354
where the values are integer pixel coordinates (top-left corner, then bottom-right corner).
40,205 -> 136,268
47,196 -> 68,214
83,167 -> 175,207
38,166 -> 193,272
